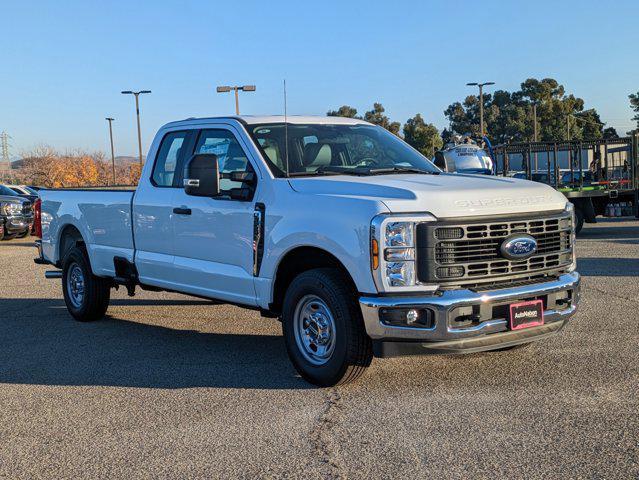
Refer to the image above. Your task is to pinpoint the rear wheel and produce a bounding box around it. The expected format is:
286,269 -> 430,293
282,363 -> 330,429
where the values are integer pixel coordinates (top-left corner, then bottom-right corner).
282,268 -> 373,387
62,246 -> 111,321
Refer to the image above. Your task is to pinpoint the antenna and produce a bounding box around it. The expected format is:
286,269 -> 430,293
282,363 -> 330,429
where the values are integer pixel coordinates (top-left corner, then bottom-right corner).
284,79 -> 289,177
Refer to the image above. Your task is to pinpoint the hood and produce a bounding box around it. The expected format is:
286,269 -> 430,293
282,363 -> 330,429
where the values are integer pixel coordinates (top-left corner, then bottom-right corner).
289,173 -> 568,218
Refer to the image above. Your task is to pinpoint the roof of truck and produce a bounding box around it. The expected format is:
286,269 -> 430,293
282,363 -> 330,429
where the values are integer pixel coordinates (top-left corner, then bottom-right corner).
164,115 -> 371,128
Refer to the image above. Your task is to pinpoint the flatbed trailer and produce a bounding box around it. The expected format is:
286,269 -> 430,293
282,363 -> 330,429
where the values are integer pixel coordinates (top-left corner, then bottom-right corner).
492,135 -> 639,233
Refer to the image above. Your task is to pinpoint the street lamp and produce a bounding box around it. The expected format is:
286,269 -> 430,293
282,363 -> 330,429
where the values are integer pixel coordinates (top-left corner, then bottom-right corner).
121,90 -> 151,166
216,85 -> 256,115
105,117 -> 116,186
467,82 -> 495,138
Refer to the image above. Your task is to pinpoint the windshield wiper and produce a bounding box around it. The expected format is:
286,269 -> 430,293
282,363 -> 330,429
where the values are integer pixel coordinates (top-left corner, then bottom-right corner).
313,166 -> 369,176
288,166 -> 439,177
287,169 -> 344,177
365,167 -> 440,175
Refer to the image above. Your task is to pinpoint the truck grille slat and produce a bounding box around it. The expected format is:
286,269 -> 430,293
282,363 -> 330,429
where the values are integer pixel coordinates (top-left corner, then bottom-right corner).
416,212 -> 573,288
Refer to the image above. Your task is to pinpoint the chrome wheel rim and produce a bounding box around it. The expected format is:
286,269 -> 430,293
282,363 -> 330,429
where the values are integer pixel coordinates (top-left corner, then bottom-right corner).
293,295 -> 337,366
66,263 -> 85,308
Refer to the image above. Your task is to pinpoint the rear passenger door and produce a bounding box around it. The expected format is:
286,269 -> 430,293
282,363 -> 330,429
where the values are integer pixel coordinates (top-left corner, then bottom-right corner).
134,129 -> 195,288
170,126 -> 260,306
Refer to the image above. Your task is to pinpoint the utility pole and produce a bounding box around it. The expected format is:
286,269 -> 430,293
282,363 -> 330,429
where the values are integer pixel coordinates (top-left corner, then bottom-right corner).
0,132 -> 10,182
0,131 -> 10,164
216,85 -> 256,115
106,118 -> 116,186
121,90 -> 151,166
533,103 -> 538,170
467,81 -> 495,139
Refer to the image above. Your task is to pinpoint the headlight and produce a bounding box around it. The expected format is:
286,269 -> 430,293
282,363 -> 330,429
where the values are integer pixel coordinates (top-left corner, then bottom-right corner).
565,202 -> 577,272
0,202 -> 22,216
371,213 -> 438,292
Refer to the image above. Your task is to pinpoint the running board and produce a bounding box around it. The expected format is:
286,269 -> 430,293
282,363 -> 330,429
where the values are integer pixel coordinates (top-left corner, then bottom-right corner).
44,270 -> 63,279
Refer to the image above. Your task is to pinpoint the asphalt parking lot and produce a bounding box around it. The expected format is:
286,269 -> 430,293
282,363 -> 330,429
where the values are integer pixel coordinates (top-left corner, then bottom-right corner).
0,219 -> 637,479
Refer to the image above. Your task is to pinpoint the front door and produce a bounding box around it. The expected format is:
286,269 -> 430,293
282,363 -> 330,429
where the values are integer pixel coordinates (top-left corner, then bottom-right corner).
171,126 -> 259,306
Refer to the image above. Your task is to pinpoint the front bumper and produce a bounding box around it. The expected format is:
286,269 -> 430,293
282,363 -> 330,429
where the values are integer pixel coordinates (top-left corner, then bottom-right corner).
359,272 -> 580,357
3,214 -> 33,234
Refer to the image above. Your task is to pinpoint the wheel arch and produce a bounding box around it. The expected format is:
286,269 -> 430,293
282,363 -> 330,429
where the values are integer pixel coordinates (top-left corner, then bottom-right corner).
57,223 -> 85,266
270,246 -> 358,315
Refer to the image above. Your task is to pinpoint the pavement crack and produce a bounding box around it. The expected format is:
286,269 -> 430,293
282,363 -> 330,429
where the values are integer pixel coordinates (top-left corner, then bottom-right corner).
309,388 -> 346,479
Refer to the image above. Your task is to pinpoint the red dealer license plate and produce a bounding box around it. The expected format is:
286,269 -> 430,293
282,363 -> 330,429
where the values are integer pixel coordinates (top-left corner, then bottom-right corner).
509,300 -> 544,330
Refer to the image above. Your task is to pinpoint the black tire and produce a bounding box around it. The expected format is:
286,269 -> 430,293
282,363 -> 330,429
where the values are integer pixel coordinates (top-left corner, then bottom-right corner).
574,207 -> 584,235
16,230 -> 29,238
62,246 -> 111,322
282,268 -> 373,387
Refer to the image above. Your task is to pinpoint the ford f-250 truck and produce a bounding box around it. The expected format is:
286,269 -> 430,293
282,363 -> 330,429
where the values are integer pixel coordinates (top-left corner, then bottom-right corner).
34,115 -> 580,386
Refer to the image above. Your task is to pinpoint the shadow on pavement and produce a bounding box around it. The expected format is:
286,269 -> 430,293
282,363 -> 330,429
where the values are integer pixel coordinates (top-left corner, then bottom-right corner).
0,241 -> 37,248
577,257 -> 639,277
580,223 -> 639,241
0,298 -> 307,390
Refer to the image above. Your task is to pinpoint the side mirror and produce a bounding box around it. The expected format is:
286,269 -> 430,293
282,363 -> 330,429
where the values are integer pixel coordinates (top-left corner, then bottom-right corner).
183,154 -> 220,197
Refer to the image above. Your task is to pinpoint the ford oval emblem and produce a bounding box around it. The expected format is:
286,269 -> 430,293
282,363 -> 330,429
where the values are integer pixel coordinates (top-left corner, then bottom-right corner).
500,234 -> 537,260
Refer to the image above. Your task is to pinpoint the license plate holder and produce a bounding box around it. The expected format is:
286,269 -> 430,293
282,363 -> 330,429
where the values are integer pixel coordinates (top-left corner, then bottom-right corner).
509,299 -> 544,330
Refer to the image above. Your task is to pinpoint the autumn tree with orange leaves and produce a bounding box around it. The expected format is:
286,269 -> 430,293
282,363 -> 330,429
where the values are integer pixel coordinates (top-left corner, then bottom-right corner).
13,147 -> 141,188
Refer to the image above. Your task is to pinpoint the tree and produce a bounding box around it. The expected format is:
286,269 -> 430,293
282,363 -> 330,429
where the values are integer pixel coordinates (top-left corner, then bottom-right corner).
364,103 -> 400,135
603,127 -> 619,139
327,105 -> 360,118
403,114 -> 442,158
440,128 -> 454,145
630,91 -> 639,131
444,78 -> 606,143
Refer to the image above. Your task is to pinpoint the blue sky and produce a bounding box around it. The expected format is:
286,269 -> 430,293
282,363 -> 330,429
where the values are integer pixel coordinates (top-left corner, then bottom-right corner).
1,0 -> 637,157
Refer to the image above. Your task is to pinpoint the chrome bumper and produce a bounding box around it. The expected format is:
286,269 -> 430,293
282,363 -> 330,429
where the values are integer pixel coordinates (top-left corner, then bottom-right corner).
4,214 -> 33,233
359,272 -> 580,353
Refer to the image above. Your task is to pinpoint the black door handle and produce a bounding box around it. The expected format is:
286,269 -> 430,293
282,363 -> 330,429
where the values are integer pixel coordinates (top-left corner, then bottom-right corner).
173,207 -> 192,215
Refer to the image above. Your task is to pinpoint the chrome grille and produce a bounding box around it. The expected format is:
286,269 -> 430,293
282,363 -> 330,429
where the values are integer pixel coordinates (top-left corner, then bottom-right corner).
416,212 -> 573,287
22,202 -> 33,214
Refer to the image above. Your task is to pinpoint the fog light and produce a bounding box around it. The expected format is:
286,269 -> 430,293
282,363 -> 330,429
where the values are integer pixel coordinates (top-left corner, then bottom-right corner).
379,308 -> 434,328
406,309 -> 419,324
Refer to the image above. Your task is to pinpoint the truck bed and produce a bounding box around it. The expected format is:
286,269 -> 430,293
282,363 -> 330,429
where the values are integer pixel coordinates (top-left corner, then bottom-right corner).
41,189 -> 136,277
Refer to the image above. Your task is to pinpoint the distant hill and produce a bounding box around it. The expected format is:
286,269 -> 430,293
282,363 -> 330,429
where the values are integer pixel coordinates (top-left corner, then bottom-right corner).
114,155 -> 145,165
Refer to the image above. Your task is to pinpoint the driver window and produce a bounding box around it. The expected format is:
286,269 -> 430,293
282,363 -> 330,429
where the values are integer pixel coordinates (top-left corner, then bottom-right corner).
195,129 -> 255,192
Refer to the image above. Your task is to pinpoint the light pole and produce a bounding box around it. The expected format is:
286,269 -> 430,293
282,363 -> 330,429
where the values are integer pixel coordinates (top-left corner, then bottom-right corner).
105,117 -> 116,186
467,81 -> 495,138
216,85 -> 256,115
532,102 -> 538,170
121,90 -> 151,166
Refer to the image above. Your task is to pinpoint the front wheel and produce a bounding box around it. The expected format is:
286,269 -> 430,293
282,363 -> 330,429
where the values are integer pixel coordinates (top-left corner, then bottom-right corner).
282,268 -> 373,387
62,246 -> 111,321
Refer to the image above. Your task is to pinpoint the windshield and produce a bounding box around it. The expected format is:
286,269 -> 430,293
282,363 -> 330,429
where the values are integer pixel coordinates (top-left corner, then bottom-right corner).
249,123 -> 440,177
0,185 -> 19,196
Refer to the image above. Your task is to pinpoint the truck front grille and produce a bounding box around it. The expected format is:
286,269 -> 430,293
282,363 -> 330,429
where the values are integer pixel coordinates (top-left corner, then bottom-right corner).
22,202 -> 32,214
416,211 -> 573,288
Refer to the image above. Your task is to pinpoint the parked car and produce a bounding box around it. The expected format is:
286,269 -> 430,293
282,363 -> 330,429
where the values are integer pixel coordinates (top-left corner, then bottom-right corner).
6,184 -> 39,203
0,185 -> 34,239
512,171 -> 558,185
35,115 -> 580,386
561,170 -> 594,186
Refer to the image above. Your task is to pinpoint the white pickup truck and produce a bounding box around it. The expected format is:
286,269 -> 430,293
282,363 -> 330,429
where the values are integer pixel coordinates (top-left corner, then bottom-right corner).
34,115 -> 580,386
